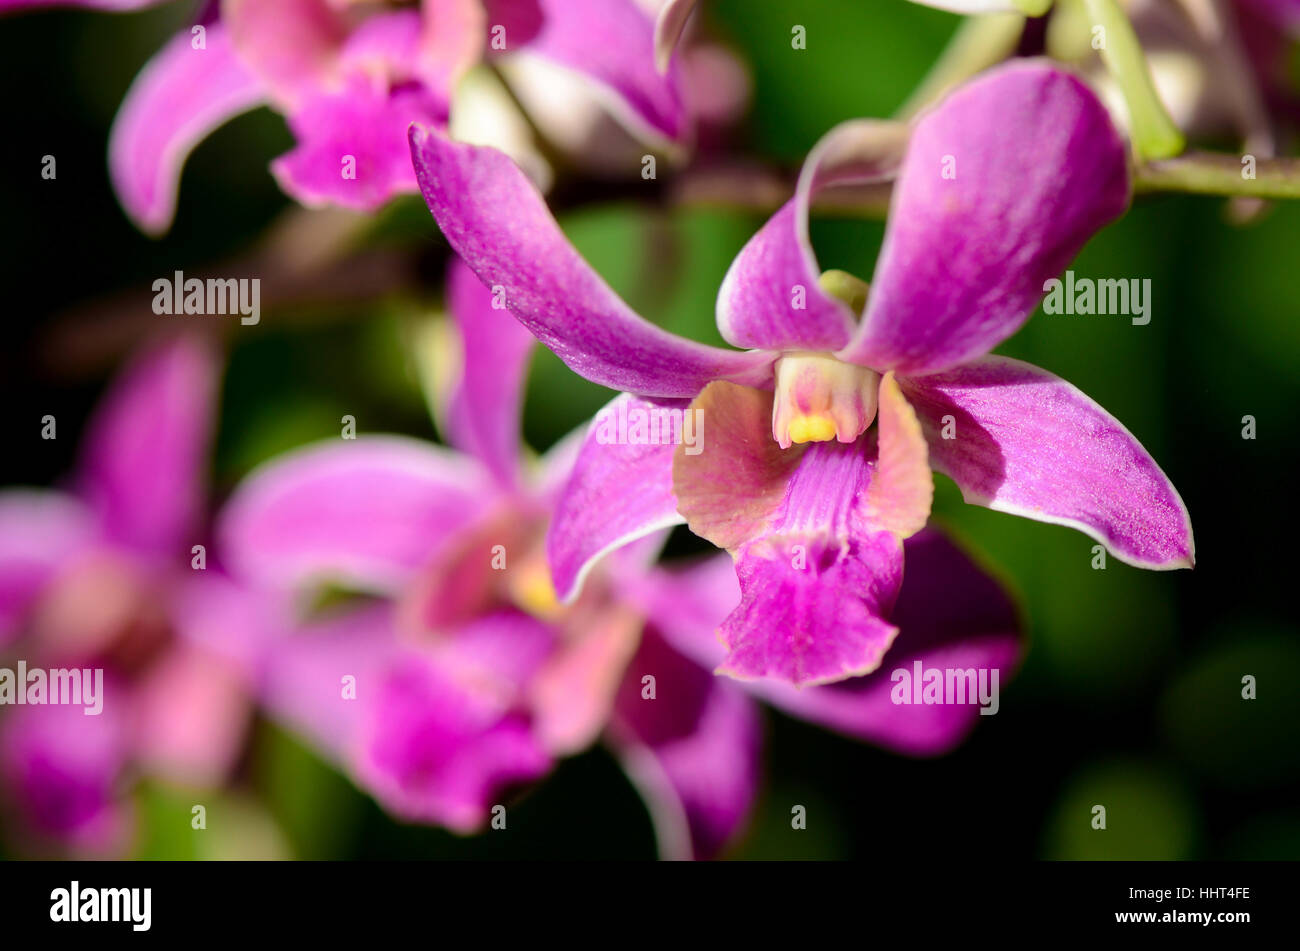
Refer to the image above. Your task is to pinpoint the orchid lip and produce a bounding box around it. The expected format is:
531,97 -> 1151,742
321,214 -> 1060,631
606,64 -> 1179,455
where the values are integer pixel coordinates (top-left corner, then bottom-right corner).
771,352 -> 881,450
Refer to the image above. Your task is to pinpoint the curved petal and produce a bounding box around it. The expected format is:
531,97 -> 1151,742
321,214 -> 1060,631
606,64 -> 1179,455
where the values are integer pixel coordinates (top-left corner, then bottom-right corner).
130,642 -> 250,788
503,0 -> 689,144
427,258 -> 537,487
653,0 -> 699,73
219,436 -> 490,594
409,126 -> 775,397
418,0 -> 487,92
837,60 -> 1131,375
0,687 -> 131,852
0,491 -> 96,645
672,382 -> 910,685
716,120 -> 908,351
547,394 -> 688,603
862,371 -> 933,538
610,629 -> 760,860
272,79 -> 447,211
108,21 -> 267,234
260,605 -> 552,832
76,336 -> 218,562
222,0 -> 346,107
720,530 -> 902,687
901,356 -> 1195,569
637,531 -> 1023,757
527,601 -> 644,755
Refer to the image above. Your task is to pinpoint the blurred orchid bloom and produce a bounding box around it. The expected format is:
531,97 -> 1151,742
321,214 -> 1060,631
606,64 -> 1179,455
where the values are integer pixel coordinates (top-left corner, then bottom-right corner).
410,60 -> 1194,689
0,0 -> 688,233
217,259 -> 1023,859
0,337 -> 250,854
651,0 -> 1051,71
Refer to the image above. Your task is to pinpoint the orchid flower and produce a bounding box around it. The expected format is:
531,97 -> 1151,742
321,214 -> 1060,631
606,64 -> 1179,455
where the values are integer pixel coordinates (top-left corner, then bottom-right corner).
216,259 -> 1023,859
409,59 -> 1194,689
0,337 -> 249,854
0,0 -> 689,234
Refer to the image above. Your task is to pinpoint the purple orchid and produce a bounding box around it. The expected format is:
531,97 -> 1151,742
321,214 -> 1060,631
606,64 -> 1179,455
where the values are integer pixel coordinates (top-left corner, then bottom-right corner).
0,0 -> 690,233
216,258 -> 1023,859
0,336 -> 250,854
409,59 -> 1195,689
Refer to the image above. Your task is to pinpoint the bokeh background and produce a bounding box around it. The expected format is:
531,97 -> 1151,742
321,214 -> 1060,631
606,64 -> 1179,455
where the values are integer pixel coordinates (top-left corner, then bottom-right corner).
2,0 -> 1298,859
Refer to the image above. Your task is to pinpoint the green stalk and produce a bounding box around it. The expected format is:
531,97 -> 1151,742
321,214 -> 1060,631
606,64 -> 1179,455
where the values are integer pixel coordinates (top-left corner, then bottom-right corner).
1081,0 -> 1184,160
1135,151 -> 1300,199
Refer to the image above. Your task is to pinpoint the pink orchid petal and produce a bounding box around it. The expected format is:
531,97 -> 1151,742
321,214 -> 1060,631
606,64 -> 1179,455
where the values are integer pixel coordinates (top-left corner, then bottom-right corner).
717,120 -> 907,351
409,127 -> 775,397
0,491 -> 96,645
671,382 -> 804,552
837,60 -> 1131,375
434,258 -> 536,487
223,0 -> 347,107
526,602 -> 644,756
261,605 -> 551,832
547,394 -> 688,603
500,0 -> 689,144
653,0 -> 699,73
0,687 -> 130,849
611,630 -> 760,860
638,530 -> 1023,756
272,78 -> 447,211
418,0 -> 487,92
108,21 -> 266,234
862,372 -> 933,538
76,336 -> 218,562
219,436 -> 490,594
673,382 -> 907,685
130,642 -> 250,788
902,356 -> 1195,569
719,529 -> 903,686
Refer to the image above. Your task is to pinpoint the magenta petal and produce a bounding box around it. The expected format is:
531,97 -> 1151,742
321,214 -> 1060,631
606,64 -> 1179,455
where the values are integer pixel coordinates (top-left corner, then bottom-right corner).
436,258 -> 536,487
719,529 -> 903,687
612,630 -> 760,860
409,127 -> 775,397
272,78 -> 447,211
0,491 -> 95,645
717,120 -> 906,351
108,22 -> 266,234
130,643 -> 249,788
76,336 -> 217,562
219,436 -> 488,594
716,201 -> 856,351
746,530 -> 1021,756
506,0 -> 689,143
0,691 -> 129,848
837,61 -> 1131,375
261,606 -> 551,832
902,356 -> 1195,569
653,0 -> 699,72
223,0 -> 346,106
636,532 -> 1023,757
547,395 -> 687,602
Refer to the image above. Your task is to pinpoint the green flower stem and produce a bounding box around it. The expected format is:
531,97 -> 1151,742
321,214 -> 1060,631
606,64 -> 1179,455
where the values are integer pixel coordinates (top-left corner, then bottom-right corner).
1134,151 -> 1300,199
1081,0 -> 1184,160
